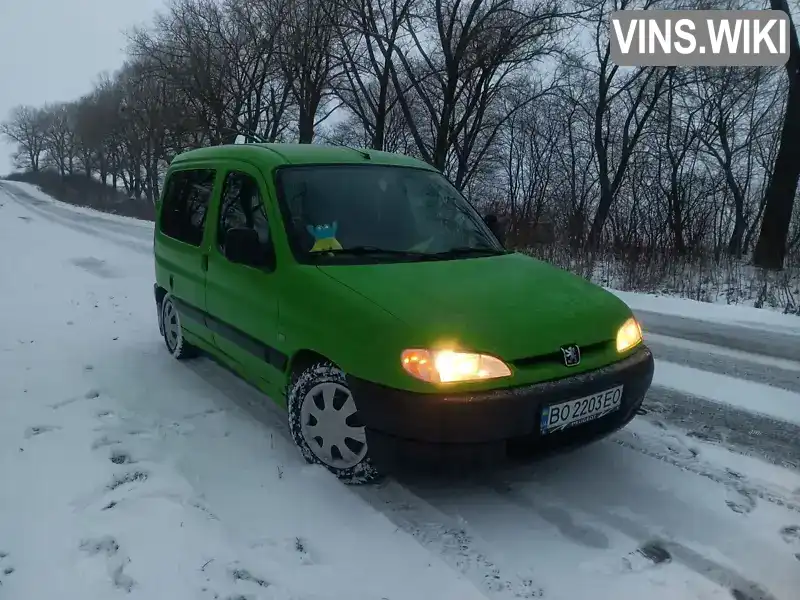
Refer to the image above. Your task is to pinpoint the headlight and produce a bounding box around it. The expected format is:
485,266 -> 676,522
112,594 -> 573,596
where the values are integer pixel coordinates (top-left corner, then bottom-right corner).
616,317 -> 643,353
401,348 -> 512,383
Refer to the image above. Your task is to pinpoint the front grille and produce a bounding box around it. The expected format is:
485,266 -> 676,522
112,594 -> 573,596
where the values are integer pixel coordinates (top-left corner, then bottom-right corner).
510,339 -> 613,368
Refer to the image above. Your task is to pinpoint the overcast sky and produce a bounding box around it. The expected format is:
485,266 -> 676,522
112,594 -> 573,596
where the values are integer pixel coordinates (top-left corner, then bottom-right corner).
0,0 -> 166,175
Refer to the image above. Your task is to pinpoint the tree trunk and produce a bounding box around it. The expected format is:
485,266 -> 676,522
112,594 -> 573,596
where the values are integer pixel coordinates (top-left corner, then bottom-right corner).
298,110 -> 314,143
753,74 -> 800,269
753,0 -> 800,270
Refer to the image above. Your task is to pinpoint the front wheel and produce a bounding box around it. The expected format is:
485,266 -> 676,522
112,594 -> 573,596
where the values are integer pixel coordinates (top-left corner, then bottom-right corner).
287,360 -> 382,485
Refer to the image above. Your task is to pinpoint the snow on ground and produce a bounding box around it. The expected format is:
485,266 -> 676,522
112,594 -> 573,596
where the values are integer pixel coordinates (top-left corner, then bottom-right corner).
643,333 -> 800,373
0,187 -> 487,600
2,182 -> 799,600
1,180 -> 155,230
612,289 -> 800,336
651,362 -> 800,427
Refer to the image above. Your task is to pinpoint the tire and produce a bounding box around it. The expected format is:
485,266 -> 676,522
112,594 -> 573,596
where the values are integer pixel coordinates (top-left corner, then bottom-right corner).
160,294 -> 198,360
287,360 -> 382,485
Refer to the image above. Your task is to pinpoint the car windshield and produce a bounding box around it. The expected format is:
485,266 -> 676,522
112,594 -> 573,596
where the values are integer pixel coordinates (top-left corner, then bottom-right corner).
276,164 -> 505,263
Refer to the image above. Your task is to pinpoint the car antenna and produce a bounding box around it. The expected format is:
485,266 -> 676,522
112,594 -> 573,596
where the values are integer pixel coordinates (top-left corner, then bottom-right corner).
243,129 -> 267,144
226,127 -> 267,144
345,145 -> 371,160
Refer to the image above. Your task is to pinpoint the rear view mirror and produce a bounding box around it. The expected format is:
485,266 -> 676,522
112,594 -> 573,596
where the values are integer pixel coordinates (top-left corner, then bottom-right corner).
224,227 -> 271,268
483,214 -> 506,247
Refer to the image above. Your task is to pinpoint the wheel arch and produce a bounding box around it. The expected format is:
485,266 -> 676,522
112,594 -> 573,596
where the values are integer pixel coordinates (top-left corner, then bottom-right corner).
154,285 -> 168,335
155,284 -> 167,307
285,348 -> 381,484
286,349 -> 336,383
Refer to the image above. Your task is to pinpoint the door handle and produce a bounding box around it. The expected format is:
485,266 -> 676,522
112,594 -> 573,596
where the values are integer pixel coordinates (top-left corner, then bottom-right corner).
201,254 -> 208,272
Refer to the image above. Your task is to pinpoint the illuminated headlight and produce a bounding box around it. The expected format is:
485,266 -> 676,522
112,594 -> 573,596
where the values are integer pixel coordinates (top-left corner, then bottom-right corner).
401,349 -> 512,384
616,317 -> 643,353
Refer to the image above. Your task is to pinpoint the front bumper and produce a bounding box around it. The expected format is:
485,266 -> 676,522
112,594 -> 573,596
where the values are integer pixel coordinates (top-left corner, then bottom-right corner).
347,345 -> 654,471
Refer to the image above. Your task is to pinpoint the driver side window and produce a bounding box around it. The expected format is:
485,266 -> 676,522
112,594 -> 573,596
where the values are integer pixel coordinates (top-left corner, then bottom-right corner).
218,171 -> 274,267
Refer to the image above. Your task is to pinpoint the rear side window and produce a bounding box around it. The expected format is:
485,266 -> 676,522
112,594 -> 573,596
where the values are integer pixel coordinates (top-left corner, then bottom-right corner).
218,171 -> 274,267
159,169 -> 216,246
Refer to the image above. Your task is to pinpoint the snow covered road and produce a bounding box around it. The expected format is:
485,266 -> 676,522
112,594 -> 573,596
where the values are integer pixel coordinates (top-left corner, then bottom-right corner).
1,180 -> 799,600
633,311 -> 800,363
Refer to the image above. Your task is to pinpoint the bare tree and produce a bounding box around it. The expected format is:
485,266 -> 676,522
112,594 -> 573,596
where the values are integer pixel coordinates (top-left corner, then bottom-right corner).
131,0 -> 247,144
387,0 -> 564,187
650,69 -> 703,255
582,0 -> 672,249
1,105 -> 48,172
40,102 -> 78,177
330,0 -> 417,150
228,0 -> 295,141
279,0 -> 343,142
692,67 -> 776,257
753,0 -> 800,269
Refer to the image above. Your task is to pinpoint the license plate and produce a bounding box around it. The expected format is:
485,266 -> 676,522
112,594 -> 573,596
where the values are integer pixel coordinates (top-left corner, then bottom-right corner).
540,385 -> 623,434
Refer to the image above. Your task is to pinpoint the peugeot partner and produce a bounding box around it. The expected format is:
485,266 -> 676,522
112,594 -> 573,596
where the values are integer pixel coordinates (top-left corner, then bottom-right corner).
153,143 -> 654,484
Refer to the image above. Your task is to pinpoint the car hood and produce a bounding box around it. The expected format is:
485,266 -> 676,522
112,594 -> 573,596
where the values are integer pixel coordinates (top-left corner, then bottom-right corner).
316,252 -> 633,361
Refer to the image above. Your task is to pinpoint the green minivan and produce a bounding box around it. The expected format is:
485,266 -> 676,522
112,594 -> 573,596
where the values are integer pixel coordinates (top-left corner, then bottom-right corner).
153,143 -> 654,484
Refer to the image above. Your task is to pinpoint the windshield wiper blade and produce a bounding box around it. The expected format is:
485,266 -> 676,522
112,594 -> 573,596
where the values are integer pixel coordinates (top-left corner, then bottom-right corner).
320,246 -> 428,257
427,246 -> 508,258
314,245 -> 508,260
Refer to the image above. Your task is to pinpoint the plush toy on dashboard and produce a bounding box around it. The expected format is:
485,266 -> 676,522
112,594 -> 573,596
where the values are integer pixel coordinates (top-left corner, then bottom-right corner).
307,222 -> 343,252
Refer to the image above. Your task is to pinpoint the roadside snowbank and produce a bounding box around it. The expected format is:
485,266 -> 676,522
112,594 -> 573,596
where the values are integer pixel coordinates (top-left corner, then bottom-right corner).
611,289 -> 800,335
1,179 -> 155,229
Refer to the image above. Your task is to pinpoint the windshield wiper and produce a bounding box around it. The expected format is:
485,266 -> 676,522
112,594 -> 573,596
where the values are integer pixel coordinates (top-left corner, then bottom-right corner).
425,246 -> 509,258
316,246 -> 429,257
312,245 -> 508,261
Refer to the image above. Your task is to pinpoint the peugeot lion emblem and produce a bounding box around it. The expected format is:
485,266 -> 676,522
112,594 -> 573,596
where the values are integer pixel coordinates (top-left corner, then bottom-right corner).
561,344 -> 581,367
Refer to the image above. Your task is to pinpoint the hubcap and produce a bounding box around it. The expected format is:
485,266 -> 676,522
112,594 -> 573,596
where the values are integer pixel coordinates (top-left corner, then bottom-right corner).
300,382 -> 367,469
163,300 -> 181,351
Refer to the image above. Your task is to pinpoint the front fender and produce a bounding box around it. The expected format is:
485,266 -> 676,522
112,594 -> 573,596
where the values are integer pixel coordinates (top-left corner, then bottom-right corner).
278,267 -> 412,386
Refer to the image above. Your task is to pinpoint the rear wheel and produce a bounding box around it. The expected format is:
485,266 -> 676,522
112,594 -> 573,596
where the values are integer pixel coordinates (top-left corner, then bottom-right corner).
287,360 -> 381,485
160,294 -> 198,360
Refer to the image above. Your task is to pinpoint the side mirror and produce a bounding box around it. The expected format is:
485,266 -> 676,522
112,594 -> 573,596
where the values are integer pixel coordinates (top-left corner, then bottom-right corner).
224,227 -> 271,268
483,214 -> 506,247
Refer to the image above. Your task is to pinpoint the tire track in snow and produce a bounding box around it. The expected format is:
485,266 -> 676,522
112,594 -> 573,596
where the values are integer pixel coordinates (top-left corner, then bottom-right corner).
641,388 -> 800,471
488,481 -> 781,600
0,182 -> 153,238
355,480 -> 546,599
611,427 -> 800,514
0,184 -> 151,254
13,199 -> 150,254
184,356 -> 800,597
359,420 -> 800,600
138,353 -> 544,597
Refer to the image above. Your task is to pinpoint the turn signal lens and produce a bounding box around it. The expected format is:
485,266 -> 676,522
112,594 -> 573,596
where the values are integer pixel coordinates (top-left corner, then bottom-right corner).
616,317 -> 643,353
401,349 -> 512,383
